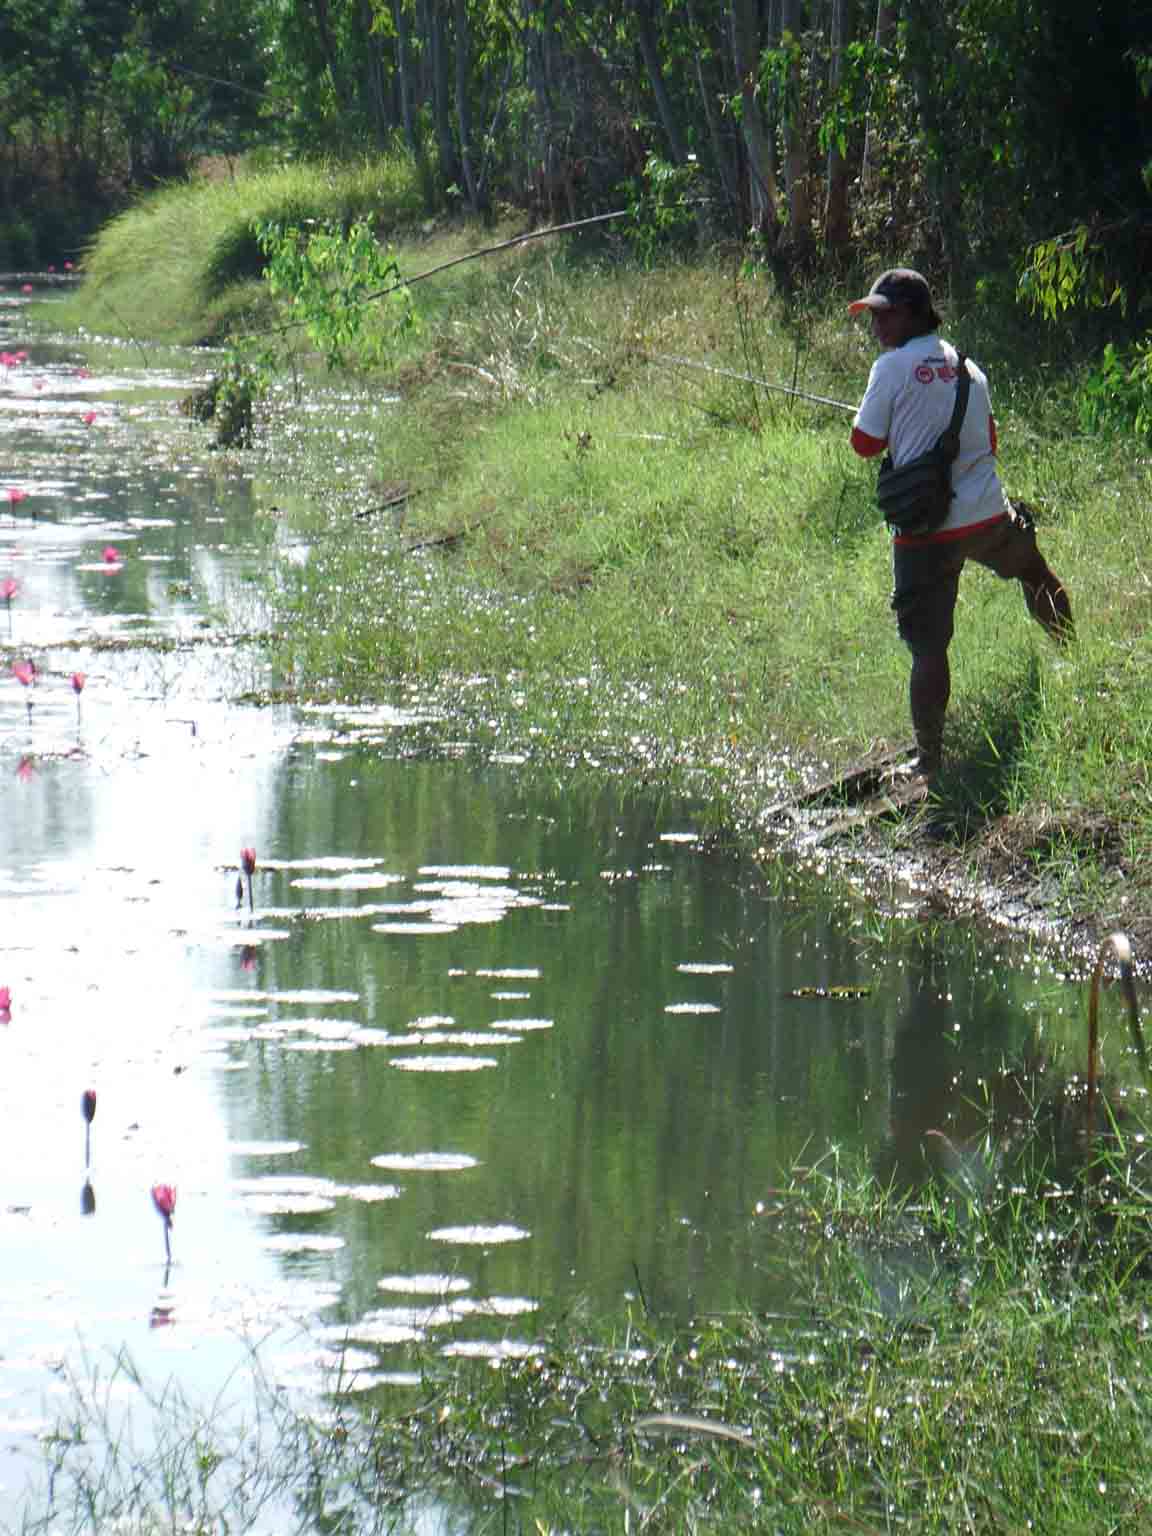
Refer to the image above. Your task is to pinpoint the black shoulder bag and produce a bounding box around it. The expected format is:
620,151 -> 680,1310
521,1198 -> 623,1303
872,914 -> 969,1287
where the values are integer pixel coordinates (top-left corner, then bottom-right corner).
875,355 -> 971,537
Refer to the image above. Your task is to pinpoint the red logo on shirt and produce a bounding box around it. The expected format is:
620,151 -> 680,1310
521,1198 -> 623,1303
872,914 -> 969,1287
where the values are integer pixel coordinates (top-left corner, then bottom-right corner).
914,365 -> 935,384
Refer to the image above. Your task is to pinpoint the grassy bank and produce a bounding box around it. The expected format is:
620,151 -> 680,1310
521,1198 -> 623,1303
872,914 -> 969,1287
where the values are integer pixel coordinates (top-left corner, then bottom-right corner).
23,1130 -> 1152,1533
58,156 -> 1152,937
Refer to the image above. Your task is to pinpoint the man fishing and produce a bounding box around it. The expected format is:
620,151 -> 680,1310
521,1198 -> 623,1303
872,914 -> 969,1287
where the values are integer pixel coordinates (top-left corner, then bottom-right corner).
848,268 -> 1072,782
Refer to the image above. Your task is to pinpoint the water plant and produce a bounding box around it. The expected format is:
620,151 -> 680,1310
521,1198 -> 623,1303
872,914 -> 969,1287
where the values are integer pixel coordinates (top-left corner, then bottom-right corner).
12,658 -> 35,722
240,845 -> 256,912
150,1183 -> 176,1264
82,1088 -> 96,1169
0,575 -> 18,635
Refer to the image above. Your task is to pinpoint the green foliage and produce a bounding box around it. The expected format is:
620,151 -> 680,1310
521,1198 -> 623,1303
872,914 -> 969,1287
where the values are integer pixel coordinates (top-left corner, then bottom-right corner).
1018,226 -> 1127,320
625,154 -> 702,265
1077,340 -> 1152,441
256,216 -> 415,370
60,156 -> 424,346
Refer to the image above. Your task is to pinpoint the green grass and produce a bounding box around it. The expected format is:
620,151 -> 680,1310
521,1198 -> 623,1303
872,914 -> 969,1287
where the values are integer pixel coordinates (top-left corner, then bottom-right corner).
57,160 -> 1152,927
21,1125 -> 1152,1534
55,154 -> 427,345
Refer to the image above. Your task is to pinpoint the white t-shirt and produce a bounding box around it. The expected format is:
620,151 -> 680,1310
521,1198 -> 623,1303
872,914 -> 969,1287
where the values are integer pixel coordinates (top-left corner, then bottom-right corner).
854,333 -> 1008,532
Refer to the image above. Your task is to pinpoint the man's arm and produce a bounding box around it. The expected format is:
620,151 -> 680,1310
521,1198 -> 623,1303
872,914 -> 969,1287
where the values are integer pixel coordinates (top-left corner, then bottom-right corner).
851,426 -> 887,458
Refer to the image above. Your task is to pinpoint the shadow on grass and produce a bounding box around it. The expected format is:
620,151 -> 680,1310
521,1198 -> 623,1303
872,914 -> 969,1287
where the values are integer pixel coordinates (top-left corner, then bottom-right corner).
927,652 -> 1044,842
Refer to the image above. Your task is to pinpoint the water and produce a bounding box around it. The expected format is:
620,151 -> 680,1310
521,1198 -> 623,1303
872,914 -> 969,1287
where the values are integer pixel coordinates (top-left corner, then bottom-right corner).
0,277 -> 1116,1523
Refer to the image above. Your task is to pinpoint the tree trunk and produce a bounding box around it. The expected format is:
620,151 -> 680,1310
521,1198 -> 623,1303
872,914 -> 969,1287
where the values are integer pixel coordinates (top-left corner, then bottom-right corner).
630,0 -> 689,165
391,0 -> 420,157
359,0 -> 391,147
780,0 -> 812,253
694,46 -> 740,211
728,0 -> 781,240
824,0 -> 852,252
308,0 -> 352,116
902,0 -> 969,275
423,0 -> 460,191
860,0 -> 896,189
453,0 -> 483,211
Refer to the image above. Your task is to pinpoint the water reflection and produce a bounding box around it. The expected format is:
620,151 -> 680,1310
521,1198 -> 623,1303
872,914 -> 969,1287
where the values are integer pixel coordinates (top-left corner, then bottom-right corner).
0,278 -> 1129,1529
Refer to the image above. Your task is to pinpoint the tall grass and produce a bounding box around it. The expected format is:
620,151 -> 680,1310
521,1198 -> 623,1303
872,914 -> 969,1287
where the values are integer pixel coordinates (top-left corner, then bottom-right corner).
58,155 -> 426,345
60,169 -> 1152,918
20,1126 -> 1152,1534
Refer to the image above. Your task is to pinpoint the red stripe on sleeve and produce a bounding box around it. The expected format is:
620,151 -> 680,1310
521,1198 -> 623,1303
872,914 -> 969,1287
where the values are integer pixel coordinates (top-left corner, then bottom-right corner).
851,426 -> 887,459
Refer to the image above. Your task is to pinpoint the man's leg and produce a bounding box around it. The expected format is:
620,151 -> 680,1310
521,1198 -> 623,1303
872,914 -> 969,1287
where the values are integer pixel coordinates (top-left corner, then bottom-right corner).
968,505 -> 1073,643
909,650 -> 950,774
1020,554 -> 1073,642
891,543 -> 964,777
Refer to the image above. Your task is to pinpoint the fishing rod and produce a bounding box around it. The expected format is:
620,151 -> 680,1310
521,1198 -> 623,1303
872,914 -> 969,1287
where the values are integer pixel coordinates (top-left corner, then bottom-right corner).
649,352 -> 857,414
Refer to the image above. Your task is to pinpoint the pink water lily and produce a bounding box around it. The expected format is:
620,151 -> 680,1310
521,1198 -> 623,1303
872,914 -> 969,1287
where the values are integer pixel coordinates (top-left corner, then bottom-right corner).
82,411 -> 96,427
7,488 -> 27,513
0,578 -> 19,601
103,546 -> 121,566
15,756 -> 35,782
20,284 -> 32,295
151,1183 -> 177,1263
240,846 -> 257,912
0,986 -> 10,1013
71,670 -> 86,730
82,1088 -> 97,1166
13,659 -> 36,723
151,1183 -> 176,1223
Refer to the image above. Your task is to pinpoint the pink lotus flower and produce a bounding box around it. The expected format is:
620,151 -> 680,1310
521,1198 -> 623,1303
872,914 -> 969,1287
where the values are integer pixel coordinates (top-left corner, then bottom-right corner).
64,262 -> 73,272
82,1088 -> 97,1166
7,488 -> 27,511
20,284 -> 32,295
151,1183 -> 176,1223
71,671 -> 85,694
103,546 -> 121,565
152,1182 -> 176,1262
82,411 -> 96,427
75,367 -> 90,380
15,756 -> 35,782
13,660 -> 36,723
1,576 -> 18,633
47,265 -> 55,274
0,986 -> 10,1011
240,846 -> 257,912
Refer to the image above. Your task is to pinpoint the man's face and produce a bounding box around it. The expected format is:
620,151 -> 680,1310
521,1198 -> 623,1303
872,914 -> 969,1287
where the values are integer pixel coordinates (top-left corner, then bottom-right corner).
870,302 -> 918,348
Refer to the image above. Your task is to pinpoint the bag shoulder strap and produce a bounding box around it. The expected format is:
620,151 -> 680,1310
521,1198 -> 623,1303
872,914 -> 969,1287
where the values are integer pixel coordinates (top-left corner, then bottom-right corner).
937,353 -> 971,460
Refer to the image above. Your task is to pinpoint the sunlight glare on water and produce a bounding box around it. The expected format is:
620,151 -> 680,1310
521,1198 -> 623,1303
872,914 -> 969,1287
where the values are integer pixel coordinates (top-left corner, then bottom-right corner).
0,278 -> 1099,1531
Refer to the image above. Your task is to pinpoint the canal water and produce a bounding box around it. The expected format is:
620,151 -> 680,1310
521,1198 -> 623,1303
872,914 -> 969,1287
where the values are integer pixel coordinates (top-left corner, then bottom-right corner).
0,276 -> 1106,1524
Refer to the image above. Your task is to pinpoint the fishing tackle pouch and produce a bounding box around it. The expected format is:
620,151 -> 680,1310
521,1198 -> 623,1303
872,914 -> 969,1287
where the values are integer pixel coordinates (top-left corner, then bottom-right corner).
875,353 -> 971,537
875,447 -> 955,536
